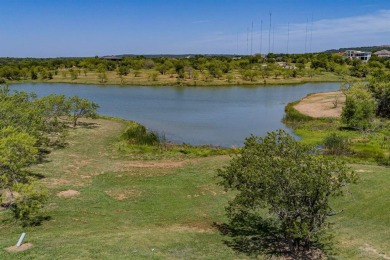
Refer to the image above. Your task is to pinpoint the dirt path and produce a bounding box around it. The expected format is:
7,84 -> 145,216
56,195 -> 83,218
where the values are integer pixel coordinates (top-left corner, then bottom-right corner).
294,91 -> 345,118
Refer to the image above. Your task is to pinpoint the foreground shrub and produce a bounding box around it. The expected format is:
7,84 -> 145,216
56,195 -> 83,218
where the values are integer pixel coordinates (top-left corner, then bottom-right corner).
122,123 -> 160,145
323,133 -> 350,155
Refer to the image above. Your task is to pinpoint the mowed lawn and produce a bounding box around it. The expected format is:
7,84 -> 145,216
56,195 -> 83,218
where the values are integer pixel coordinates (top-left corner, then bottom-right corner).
0,118 -> 389,259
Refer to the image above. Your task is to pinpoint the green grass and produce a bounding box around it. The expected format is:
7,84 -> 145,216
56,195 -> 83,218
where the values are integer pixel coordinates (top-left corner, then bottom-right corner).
0,118 -> 389,259
284,100 -> 390,163
332,164 -> 390,259
8,69 -> 344,87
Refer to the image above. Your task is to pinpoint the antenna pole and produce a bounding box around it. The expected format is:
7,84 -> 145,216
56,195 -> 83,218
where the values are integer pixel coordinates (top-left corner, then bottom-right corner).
246,27 -> 249,55
310,14 -> 313,53
260,19 -> 263,55
287,22 -> 290,54
250,21 -> 254,55
268,12 -> 272,54
305,18 -> 308,53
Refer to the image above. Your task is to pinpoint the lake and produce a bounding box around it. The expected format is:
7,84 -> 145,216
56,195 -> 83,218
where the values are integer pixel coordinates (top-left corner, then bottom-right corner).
10,83 -> 341,147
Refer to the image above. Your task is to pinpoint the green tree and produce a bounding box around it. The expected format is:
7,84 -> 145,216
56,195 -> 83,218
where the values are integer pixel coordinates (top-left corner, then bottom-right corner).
0,126 -> 47,225
218,130 -> 355,255
368,72 -> 390,118
341,83 -> 376,131
67,96 -> 99,127
69,68 -> 78,80
116,66 -> 130,76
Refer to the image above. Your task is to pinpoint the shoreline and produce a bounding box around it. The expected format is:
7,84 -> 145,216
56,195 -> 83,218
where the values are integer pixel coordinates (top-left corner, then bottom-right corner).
5,79 -> 343,87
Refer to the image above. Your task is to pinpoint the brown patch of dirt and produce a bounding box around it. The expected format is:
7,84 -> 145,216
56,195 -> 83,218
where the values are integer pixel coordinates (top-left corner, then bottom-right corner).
105,189 -> 142,200
294,91 -> 345,118
361,244 -> 390,259
356,169 -> 374,173
6,243 -> 33,252
57,190 -> 80,198
43,178 -> 72,188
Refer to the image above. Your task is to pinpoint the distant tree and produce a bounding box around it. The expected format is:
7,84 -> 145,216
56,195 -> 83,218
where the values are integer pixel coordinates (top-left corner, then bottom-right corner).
61,70 -> 67,78
69,69 -> 78,80
31,70 -> 38,80
20,68 -> 29,80
241,69 -> 258,81
368,72 -> 390,118
218,130 -> 356,255
116,66 -> 130,76
148,71 -> 159,81
66,96 -> 99,127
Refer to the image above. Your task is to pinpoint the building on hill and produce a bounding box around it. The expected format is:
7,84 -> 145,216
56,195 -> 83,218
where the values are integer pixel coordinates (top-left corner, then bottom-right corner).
100,55 -> 123,61
346,50 -> 371,62
374,49 -> 390,58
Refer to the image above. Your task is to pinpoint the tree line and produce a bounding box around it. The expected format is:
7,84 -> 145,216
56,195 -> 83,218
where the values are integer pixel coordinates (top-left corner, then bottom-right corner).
0,86 -> 98,226
1,53 -> 390,83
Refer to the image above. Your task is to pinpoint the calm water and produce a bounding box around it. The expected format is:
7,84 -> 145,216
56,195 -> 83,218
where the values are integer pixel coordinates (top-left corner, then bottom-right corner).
10,83 -> 340,147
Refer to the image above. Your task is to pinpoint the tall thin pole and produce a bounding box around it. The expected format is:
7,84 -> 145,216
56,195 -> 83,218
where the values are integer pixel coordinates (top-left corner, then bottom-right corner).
268,12 -> 272,54
250,21 -> 254,55
287,22 -> 290,54
260,19 -> 263,55
304,18 -> 308,53
310,15 -> 313,53
246,27 -> 249,55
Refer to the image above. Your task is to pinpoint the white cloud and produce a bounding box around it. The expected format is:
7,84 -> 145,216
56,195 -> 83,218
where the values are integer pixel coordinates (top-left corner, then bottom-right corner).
277,9 -> 390,53
186,10 -> 390,54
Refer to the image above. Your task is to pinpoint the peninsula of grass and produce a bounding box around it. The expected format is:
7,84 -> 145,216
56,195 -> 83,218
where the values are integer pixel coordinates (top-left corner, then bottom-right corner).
284,91 -> 390,163
1,117 -> 389,259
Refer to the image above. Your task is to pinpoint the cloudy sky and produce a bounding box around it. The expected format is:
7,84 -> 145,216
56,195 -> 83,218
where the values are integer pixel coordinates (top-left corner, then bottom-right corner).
0,0 -> 389,57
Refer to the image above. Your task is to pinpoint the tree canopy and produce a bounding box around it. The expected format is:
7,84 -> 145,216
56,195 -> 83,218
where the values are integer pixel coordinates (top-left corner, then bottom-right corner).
218,130 -> 356,255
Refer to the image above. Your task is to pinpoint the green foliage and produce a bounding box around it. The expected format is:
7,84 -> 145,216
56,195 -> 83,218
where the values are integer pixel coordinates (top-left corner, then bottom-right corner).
67,96 -> 99,127
341,83 -> 376,131
240,69 -> 258,81
283,101 -> 313,123
0,86 -> 100,225
218,130 -> 356,255
368,73 -> 390,118
323,133 -> 350,155
121,123 -> 160,146
0,127 -> 47,225
10,182 -> 48,226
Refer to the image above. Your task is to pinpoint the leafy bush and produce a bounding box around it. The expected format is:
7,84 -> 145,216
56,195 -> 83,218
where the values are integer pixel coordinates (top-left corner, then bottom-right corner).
323,133 -> 350,155
283,101 -> 313,123
122,123 -> 160,146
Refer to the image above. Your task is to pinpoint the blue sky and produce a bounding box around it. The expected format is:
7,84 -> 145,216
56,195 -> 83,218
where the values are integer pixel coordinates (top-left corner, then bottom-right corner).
0,0 -> 389,57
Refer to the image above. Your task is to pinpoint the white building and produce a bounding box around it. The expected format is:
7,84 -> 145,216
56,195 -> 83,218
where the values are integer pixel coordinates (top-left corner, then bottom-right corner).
346,50 -> 371,62
374,49 -> 390,58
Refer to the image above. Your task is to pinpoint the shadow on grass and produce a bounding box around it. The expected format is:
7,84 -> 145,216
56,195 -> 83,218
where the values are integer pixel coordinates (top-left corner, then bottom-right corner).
22,215 -> 52,227
214,213 -> 325,259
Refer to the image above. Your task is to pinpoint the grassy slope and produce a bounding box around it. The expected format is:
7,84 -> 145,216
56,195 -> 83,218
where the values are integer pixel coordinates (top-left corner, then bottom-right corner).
9,70 -> 343,86
0,118 -> 389,259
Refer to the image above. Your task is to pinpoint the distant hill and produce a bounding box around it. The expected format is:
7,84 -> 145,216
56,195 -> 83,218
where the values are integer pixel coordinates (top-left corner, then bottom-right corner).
324,45 -> 390,54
